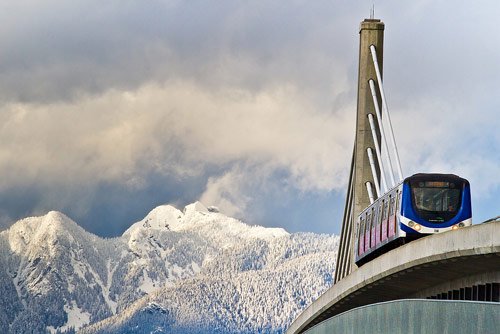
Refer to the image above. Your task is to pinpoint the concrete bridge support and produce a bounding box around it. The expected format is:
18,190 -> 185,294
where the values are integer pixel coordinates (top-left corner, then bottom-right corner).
334,19 -> 385,283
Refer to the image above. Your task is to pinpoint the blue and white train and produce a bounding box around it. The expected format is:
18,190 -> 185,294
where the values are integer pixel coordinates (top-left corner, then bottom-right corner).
355,173 -> 472,266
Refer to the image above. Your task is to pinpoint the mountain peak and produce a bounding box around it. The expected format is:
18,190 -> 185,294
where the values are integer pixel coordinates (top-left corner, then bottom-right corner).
123,201 -> 217,237
122,204 -> 184,237
38,211 -> 84,236
5,211 -> 86,256
183,201 -> 209,214
43,210 -> 72,225
122,201 -> 291,243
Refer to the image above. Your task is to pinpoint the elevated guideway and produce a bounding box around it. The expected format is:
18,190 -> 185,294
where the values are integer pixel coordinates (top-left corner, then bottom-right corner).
287,221 -> 500,334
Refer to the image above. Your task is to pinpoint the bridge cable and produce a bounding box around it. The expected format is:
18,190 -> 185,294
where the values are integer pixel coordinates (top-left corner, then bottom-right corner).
367,147 -> 381,197
367,113 -> 388,192
366,182 -> 375,204
369,45 -> 404,181
369,79 -> 396,187
334,148 -> 355,283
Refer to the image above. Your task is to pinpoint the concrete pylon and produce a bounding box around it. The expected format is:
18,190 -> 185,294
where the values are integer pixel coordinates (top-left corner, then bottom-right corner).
334,19 -> 384,283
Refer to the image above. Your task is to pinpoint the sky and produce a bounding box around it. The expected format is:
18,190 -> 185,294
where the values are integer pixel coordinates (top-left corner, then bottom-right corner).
0,1 -> 499,237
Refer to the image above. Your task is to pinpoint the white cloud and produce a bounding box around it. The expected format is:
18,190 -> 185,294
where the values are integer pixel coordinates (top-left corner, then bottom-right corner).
0,80 -> 354,196
391,95 -> 500,198
199,168 -> 251,217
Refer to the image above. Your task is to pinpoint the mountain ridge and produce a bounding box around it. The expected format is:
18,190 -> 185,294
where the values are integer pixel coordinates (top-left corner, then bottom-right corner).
0,202 -> 338,333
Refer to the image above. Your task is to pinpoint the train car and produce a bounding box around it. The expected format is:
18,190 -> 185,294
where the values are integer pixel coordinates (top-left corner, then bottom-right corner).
354,173 -> 472,266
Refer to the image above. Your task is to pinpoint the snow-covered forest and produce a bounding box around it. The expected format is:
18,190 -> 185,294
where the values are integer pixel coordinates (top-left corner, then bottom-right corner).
0,202 -> 338,333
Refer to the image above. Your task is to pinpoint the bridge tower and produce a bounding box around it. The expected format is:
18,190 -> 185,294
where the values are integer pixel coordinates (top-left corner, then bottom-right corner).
287,18 -> 500,334
334,19 -> 385,283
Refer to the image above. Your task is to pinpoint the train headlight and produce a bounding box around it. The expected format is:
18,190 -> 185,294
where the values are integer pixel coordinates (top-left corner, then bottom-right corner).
451,222 -> 466,230
408,221 -> 421,231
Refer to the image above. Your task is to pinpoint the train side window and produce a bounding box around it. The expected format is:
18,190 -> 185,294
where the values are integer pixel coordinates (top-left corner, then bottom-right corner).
396,190 -> 400,214
383,199 -> 389,221
389,195 -> 396,216
359,217 -> 365,235
379,201 -> 384,225
387,195 -> 392,217
366,213 -> 371,233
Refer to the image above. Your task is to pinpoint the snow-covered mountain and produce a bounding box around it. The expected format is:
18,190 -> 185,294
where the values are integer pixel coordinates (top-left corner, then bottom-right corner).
0,202 -> 338,333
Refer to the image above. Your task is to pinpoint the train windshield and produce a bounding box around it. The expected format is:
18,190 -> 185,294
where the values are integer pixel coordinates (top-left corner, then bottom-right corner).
410,180 -> 462,222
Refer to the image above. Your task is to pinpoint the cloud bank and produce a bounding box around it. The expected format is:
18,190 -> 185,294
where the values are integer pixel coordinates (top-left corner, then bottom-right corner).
1,1 -> 499,234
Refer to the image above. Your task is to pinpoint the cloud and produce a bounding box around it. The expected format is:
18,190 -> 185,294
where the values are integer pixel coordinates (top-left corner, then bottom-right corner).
1,1 -> 500,234
200,168 -> 250,217
0,80 -> 354,189
0,0 -> 364,234
0,0 -> 361,104
0,80 -> 354,232
390,92 -> 500,199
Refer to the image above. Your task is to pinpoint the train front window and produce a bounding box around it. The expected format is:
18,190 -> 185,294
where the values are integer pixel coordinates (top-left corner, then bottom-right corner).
410,180 -> 462,222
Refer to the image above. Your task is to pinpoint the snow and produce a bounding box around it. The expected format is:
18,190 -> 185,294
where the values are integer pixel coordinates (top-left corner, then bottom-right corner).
84,259 -> 118,314
241,225 -> 289,240
71,253 -> 87,281
7,217 -> 37,254
139,269 -> 157,294
104,260 -> 118,314
87,260 -> 117,314
12,265 -> 27,309
191,261 -> 201,274
0,202 -> 338,334
65,301 -> 91,330
122,201 -> 290,259
184,201 -> 209,214
170,264 -> 184,277
47,300 -> 91,333
123,205 -> 184,237
67,280 -> 75,293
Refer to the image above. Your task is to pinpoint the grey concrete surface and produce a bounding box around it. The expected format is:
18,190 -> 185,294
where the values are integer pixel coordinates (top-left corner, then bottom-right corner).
303,299 -> 500,334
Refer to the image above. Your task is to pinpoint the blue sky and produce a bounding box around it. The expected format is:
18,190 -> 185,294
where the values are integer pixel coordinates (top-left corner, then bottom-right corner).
0,1 -> 499,236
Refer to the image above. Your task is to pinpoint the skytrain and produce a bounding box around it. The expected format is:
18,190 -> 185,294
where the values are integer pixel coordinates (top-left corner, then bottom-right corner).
354,173 -> 472,266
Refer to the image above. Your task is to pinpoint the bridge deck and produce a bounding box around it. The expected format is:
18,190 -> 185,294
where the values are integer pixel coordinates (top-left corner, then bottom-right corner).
287,221 -> 500,334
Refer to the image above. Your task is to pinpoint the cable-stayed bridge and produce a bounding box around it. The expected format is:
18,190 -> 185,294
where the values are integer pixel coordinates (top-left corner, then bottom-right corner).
286,18 -> 500,334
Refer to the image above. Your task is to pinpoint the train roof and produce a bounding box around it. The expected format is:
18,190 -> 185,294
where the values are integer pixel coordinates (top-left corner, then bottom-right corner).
403,173 -> 469,184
